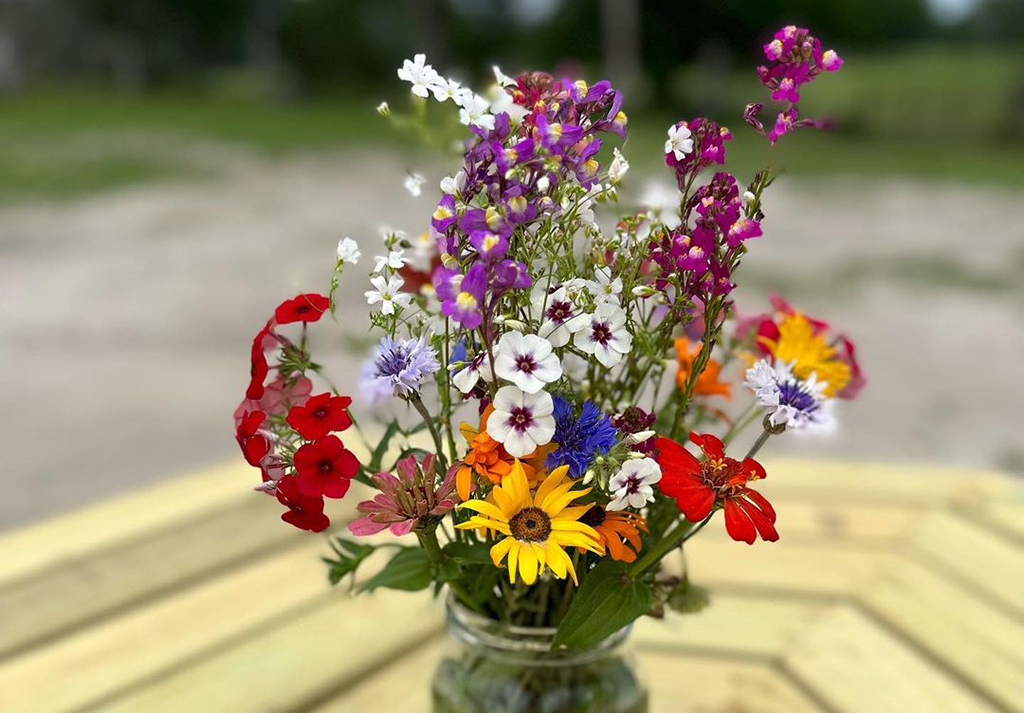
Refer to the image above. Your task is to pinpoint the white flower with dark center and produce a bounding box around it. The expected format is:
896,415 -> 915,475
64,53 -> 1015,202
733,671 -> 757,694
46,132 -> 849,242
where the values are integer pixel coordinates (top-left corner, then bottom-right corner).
451,351 -> 493,394
336,237 -> 360,265
440,170 -> 467,196
586,267 -> 623,305
665,123 -> 694,160
493,331 -> 562,394
365,275 -> 412,316
609,148 -> 630,184
607,458 -> 662,510
486,386 -> 556,458
459,94 -> 496,132
404,173 -> 426,197
397,54 -> 438,98
745,359 -> 835,431
577,303 -> 633,368
532,286 -> 588,348
373,250 -> 408,274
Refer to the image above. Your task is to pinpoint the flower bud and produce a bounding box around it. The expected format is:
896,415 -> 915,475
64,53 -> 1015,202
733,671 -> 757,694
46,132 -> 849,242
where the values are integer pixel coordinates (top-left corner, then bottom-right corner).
626,451 -> 646,459
582,470 -> 595,485
502,319 -> 528,331
376,101 -> 391,117
742,190 -> 756,205
625,430 -> 655,444
536,175 -> 551,192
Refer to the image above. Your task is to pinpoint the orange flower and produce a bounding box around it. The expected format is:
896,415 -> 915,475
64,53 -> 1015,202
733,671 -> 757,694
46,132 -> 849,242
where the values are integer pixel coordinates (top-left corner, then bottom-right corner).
579,506 -> 648,562
675,337 -> 731,398
455,407 -> 541,500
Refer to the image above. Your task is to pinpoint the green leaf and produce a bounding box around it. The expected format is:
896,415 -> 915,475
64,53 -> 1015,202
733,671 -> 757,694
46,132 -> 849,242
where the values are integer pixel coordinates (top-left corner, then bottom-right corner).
359,547 -> 432,593
552,560 -> 653,650
323,537 -> 375,586
668,577 -> 711,614
442,541 -> 493,565
368,420 -> 402,472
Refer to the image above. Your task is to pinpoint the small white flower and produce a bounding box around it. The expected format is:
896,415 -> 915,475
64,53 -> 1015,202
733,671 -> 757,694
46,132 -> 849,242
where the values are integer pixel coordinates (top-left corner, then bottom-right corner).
404,173 -> 426,197
459,94 -> 496,131
624,430 -> 655,445
365,275 -> 412,315
336,237 -> 361,265
665,123 -> 694,160
493,65 -> 516,87
608,147 -> 630,184
397,54 -> 438,98
451,352 -> 493,394
440,170 -> 467,196
607,458 -> 662,511
586,266 -> 623,305
532,286 -> 589,348
493,331 -> 562,394
407,230 -> 435,272
536,175 -> 551,193
428,76 -> 463,103
373,250 -> 409,274
486,386 -> 556,458
577,302 -> 633,368
638,181 -> 682,232
376,101 -> 390,117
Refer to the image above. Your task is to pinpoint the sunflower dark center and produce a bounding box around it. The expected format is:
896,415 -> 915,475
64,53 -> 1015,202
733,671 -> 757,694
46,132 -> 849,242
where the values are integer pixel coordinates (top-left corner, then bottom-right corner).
509,506 -> 551,542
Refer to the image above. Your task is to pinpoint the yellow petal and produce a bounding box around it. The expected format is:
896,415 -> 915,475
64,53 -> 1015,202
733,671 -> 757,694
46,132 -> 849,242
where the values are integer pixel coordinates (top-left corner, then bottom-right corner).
458,499 -> 509,523
490,536 -> 515,567
459,422 -> 479,444
534,466 -> 568,504
531,541 -> 547,574
505,459 -> 532,509
557,504 -> 591,521
507,540 -> 520,584
545,542 -> 568,580
456,515 -> 510,535
537,480 -> 575,513
550,530 -> 603,553
491,482 -> 517,519
550,519 -> 600,536
518,545 -> 538,585
542,487 -> 592,517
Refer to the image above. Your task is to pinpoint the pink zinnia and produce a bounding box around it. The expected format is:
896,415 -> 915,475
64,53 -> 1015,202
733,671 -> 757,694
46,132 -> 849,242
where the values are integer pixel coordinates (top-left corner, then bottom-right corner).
349,453 -> 457,536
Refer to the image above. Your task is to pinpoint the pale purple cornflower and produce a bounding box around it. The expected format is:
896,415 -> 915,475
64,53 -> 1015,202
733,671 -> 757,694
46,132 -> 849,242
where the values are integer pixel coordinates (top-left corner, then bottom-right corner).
745,359 -> 834,431
371,336 -> 440,397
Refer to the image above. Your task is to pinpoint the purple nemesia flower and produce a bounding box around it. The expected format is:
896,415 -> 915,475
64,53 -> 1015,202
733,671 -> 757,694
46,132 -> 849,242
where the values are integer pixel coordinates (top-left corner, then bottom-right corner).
460,206 -> 510,236
492,259 -> 532,295
371,336 -> 441,396
505,193 -> 538,225
431,194 -> 457,233
439,262 -> 487,329
469,229 -> 509,261
727,216 -> 763,246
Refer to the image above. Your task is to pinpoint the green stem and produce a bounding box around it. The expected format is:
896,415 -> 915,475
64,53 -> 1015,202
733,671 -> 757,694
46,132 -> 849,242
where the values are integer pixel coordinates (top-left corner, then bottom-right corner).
721,401 -> 761,449
407,392 -> 447,472
628,513 -> 713,579
416,528 -> 485,615
745,420 -> 784,460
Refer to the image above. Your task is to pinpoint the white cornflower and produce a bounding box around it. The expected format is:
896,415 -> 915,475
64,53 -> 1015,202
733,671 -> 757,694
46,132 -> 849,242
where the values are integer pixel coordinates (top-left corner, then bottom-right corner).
404,173 -> 426,197
440,170 -> 467,196
397,54 -> 438,98
577,302 -> 633,368
586,266 -> 623,305
428,76 -> 463,103
665,123 -> 694,160
532,286 -> 588,348
607,458 -> 662,511
608,147 -> 630,184
486,386 -> 556,458
493,331 -> 562,394
336,237 -> 361,265
373,250 -> 408,274
450,352 -> 493,394
365,275 -> 412,316
459,94 -> 496,132
745,359 -> 835,431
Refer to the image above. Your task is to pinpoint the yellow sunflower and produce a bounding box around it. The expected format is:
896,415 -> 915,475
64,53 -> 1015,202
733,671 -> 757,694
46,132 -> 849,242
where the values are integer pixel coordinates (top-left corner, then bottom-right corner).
759,312 -> 850,397
455,460 -> 603,585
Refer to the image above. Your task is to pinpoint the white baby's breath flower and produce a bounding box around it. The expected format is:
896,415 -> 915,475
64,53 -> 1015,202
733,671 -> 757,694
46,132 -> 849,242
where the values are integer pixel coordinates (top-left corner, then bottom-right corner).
373,250 -> 409,274
493,65 -> 516,87
336,237 -> 361,265
459,94 -> 496,131
428,76 -> 463,103
665,123 -> 694,160
608,147 -> 630,184
404,173 -> 426,197
397,54 -> 438,98
365,275 -> 412,316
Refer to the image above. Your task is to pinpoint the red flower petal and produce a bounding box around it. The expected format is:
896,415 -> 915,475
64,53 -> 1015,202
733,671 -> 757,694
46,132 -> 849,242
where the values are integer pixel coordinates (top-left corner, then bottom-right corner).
655,436 -> 702,474
274,294 -> 330,324
723,498 -> 757,544
737,496 -> 779,542
689,432 -> 724,460
742,486 -> 777,524
286,393 -> 353,440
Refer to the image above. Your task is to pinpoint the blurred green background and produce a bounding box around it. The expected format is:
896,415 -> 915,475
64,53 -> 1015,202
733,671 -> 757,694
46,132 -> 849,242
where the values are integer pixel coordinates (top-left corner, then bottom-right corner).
1,0 -> 1022,201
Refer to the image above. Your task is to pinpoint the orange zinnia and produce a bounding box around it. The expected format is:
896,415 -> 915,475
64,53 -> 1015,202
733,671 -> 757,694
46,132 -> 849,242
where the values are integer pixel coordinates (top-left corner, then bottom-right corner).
675,337 -> 731,398
455,407 -> 542,500
579,506 -> 648,562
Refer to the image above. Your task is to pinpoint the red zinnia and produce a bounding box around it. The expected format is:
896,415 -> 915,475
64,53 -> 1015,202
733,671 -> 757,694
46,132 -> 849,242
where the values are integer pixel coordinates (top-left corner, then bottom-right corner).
274,293 -> 330,324
236,410 -> 270,466
286,392 -> 353,440
656,432 -> 778,545
293,435 -> 359,499
276,476 -> 330,532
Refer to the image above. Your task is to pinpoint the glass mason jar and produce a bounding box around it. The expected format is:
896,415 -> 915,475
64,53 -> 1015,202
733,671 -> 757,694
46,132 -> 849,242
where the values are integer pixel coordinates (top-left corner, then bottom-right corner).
432,596 -> 648,713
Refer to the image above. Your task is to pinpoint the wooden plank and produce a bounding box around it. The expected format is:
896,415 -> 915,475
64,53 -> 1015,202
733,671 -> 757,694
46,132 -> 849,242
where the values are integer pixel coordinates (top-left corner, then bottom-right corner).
314,644 -> 825,713
859,556 -> 1024,713
0,538 -> 334,713
783,605 -> 999,713
633,593 -> 827,658
758,457 -> 998,506
685,538 -> 884,595
907,511 -> 1024,618
93,591 -> 443,713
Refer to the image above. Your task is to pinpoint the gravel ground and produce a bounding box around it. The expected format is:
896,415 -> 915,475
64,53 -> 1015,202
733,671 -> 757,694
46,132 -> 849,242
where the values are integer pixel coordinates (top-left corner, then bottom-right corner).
2,149 -> 1022,529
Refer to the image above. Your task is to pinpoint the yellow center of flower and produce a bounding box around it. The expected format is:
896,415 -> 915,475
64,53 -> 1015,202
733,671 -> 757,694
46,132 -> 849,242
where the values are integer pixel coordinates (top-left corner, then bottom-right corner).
432,205 -> 452,220
482,233 -> 501,252
614,111 -> 627,126
547,123 -> 563,141
485,206 -> 503,231
456,292 -> 478,310
508,195 -> 527,214
509,506 -> 552,542
583,158 -> 598,176
574,79 -> 588,95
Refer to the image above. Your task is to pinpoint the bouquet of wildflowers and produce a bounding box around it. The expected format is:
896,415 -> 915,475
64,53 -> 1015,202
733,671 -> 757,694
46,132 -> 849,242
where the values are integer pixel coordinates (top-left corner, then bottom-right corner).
235,25 -> 862,652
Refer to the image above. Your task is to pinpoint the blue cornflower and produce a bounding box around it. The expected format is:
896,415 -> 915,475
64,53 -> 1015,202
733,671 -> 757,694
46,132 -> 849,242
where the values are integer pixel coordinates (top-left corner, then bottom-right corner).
371,336 -> 440,397
546,396 -> 619,478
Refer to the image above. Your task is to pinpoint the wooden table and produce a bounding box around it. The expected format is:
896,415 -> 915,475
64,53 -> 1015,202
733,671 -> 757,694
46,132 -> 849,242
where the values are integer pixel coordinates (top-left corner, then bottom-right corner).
1,455 -> 1022,713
